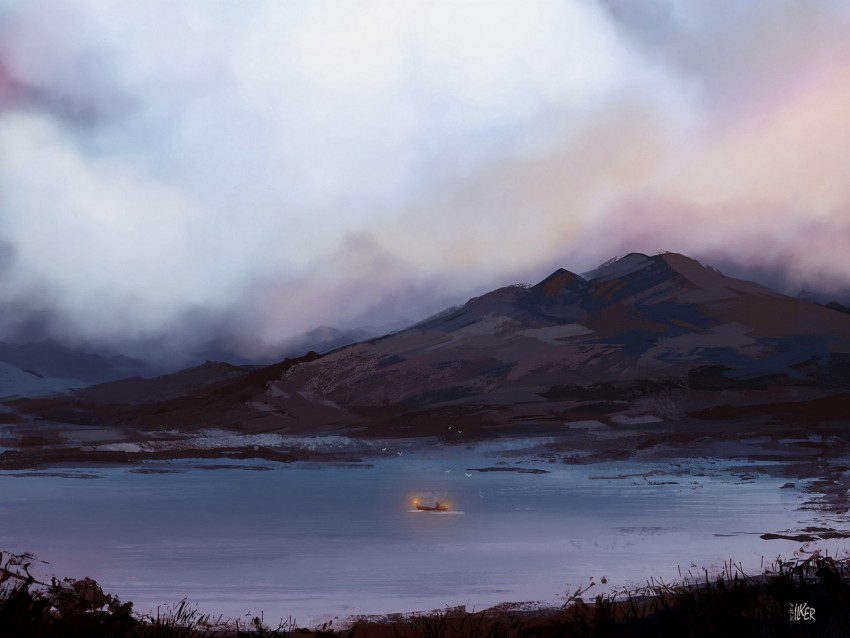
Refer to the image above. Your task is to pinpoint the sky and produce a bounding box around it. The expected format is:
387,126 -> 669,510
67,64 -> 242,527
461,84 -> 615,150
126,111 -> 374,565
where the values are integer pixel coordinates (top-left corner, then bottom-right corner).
1,0 -> 850,362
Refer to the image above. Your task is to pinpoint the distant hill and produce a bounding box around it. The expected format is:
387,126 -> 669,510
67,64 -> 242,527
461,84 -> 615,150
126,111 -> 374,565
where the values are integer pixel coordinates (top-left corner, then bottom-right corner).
0,361 -> 87,399
270,252 -> 850,409
0,340 -> 150,384
275,320 -> 413,357
192,320 -> 414,365
11,253 -> 850,434
275,325 -> 374,358
71,360 -> 254,405
825,300 -> 850,316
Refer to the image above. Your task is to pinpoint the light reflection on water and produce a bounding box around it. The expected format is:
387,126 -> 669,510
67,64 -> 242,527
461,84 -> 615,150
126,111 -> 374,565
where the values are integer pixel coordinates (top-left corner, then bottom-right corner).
0,446 -> 840,625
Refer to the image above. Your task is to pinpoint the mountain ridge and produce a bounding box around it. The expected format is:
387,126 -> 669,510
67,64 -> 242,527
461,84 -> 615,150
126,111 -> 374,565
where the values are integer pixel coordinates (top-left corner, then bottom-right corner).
8,252 -> 850,436
0,339 -> 151,384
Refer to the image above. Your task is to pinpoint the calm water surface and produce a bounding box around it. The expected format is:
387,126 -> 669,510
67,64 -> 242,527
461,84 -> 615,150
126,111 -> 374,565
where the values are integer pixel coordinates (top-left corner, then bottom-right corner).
0,443 -> 841,625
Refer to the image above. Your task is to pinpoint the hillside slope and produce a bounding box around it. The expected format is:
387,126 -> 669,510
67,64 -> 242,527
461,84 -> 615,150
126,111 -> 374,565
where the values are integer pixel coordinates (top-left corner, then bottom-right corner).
9,253 -> 850,435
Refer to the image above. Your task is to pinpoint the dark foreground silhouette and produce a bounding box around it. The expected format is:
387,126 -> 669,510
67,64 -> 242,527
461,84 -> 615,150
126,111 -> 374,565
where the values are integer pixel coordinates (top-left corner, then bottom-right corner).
2,550 -> 850,637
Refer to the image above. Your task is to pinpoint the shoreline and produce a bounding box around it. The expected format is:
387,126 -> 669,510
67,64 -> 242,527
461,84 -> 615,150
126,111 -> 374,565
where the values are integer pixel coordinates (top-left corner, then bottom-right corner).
3,549 -> 850,636
2,446 -> 849,612
2,424 -> 850,632
2,419 -> 850,516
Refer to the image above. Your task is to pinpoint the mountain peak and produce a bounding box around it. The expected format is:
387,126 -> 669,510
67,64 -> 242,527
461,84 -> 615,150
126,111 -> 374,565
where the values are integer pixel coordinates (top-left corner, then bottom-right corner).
581,253 -> 655,282
532,268 -> 586,296
582,252 -> 712,282
580,251 -> 777,296
655,251 -> 716,276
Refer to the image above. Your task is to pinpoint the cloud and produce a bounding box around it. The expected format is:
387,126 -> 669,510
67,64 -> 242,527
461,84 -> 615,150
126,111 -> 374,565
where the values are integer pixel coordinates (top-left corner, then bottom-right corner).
1,1 -> 849,360
563,0 -> 850,287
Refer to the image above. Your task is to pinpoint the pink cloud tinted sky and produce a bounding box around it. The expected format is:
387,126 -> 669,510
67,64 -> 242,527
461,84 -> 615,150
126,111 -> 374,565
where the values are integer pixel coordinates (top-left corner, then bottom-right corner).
1,1 -> 849,359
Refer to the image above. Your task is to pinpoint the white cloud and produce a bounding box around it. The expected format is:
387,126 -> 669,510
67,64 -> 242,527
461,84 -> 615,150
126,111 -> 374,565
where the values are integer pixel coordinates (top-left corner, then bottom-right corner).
0,114 -> 220,334
0,0 -> 849,356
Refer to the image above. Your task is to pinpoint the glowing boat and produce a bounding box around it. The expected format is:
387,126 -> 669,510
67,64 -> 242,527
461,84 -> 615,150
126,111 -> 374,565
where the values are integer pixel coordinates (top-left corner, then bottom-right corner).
415,501 -> 448,512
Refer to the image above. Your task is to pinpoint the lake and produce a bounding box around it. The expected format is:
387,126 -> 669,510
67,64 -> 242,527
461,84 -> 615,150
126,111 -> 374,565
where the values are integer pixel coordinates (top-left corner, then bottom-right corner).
0,440 -> 843,626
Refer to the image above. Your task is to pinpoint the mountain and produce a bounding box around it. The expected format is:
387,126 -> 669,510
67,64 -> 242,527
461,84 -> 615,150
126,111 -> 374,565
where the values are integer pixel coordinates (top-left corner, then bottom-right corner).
10,253 -> 850,434
274,320 -> 414,357
192,321 -> 414,365
268,252 -> 850,412
355,319 -> 414,336
0,361 -> 87,400
825,301 -> 850,316
0,340 -> 150,384
276,325 -> 375,358
69,360 -> 255,405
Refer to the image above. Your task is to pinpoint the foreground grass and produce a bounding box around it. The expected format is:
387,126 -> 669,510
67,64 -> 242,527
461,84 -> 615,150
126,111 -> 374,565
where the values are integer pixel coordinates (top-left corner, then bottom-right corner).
2,551 -> 850,637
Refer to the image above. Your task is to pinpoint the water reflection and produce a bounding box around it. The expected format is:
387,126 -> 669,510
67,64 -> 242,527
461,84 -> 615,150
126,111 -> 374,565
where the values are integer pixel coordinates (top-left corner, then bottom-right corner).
0,447 -> 836,625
